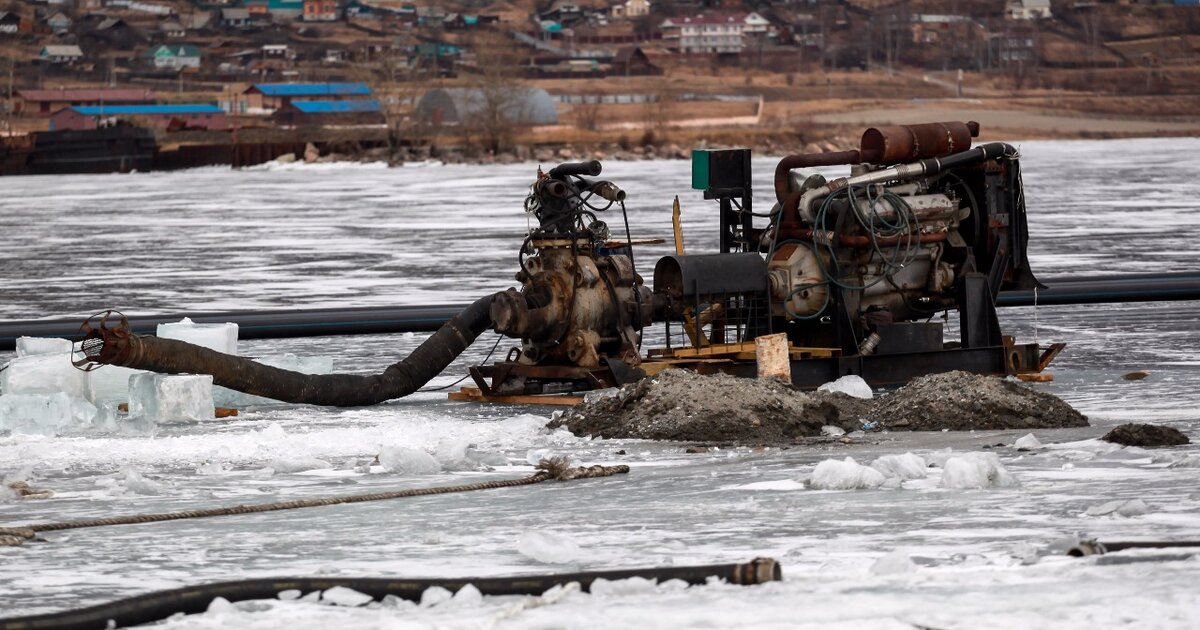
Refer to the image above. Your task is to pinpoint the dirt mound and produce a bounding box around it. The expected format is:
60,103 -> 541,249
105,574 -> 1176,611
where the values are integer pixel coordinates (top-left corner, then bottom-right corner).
551,369 -> 1088,443
855,370 -> 1088,432
1102,423 -> 1190,447
549,370 -> 841,442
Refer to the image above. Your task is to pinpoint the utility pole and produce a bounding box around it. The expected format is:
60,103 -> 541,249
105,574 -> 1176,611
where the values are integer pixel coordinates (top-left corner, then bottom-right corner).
6,58 -> 14,136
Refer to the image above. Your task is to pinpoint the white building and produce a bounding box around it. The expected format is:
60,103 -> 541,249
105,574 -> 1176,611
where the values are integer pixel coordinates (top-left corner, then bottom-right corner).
1007,0 -> 1052,20
661,14 -> 744,55
743,12 -> 771,37
610,0 -> 650,19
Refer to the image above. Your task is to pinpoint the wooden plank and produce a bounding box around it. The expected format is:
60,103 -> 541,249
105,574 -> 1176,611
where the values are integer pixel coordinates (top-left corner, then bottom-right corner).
448,388 -> 584,406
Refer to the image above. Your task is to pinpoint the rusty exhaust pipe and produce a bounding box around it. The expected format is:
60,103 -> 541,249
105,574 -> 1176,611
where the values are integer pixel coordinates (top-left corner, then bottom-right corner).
77,294 -> 498,407
859,121 -> 980,164
773,150 -> 862,204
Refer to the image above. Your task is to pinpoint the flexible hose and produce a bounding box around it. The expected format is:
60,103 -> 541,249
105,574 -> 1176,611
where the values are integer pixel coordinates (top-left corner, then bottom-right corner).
0,460 -> 628,542
78,294 -> 497,407
0,558 -> 781,630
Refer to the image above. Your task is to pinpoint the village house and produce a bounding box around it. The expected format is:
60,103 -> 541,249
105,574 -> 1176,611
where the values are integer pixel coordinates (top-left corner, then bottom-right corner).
261,44 -> 296,60
240,82 -> 373,112
612,46 -> 661,76
82,18 -> 147,50
610,0 -> 650,19
660,14 -> 745,55
46,12 -> 73,35
39,45 -> 85,64
221,8 -> 252,28
302,0 -> 340,22
159,20 -> 185,38
13,87 -> 158,117
50,104 -> 229,131
146,44 -> 202,70
268,0 -> 305,20
1007,0 -> 1053,20
0,12 -> 22,35
271,99 -> 386,128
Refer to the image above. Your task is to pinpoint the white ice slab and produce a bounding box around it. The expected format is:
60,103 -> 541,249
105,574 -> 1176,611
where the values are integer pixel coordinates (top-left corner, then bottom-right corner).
156,318 -> 238,355
1,353 -> 90,400
128,373 -> 215,423
15,337 -> 73,357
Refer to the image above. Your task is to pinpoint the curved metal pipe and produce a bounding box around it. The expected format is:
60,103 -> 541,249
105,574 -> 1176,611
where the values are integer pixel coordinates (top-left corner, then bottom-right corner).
78,294 -> 498,407
773,150 -> 861,204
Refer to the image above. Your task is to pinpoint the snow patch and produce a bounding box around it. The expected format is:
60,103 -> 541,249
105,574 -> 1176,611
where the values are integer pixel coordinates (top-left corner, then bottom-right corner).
1085,498 -> 1151,517
870,453 -> 928,480
517,530 -> 582,564
817,374 -> 873,399
807,457 -> 888,490
939,453 -> 1019,489
378,446 -> 441,474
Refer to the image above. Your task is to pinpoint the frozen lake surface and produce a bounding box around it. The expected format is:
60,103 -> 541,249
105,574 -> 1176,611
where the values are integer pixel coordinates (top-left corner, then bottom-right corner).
2,138 -> 1199,628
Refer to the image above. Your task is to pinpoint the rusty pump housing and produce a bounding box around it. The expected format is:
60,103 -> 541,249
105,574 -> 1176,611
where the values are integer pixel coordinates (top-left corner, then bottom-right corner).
482,160 -> 655,394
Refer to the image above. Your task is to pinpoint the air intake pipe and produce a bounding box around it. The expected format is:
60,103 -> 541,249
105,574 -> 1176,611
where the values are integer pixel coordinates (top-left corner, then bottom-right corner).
76,294 -> 497,407
794,142 -> 1017,224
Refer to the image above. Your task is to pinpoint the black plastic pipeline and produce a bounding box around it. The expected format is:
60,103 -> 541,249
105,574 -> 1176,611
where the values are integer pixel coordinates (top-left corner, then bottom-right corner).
1067,540 -> 1200,557
0,559 -> 782,630
77,294 -> 497,407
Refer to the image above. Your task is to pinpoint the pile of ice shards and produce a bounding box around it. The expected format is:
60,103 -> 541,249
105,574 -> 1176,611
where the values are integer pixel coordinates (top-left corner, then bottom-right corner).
0,319 -> 333,435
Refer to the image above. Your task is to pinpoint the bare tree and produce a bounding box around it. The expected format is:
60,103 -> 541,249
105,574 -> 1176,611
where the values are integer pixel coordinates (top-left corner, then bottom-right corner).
573,96 -> 603,131
463,29 -> 527,154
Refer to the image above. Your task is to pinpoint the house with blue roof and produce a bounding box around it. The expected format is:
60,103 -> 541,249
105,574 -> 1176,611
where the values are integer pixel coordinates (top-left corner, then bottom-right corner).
242,82 -> 374,111
51,104 -> 229,131
271,99 -> 386,128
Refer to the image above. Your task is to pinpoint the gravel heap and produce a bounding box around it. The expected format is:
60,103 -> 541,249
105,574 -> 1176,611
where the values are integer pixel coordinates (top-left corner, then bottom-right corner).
1102,423 -> 1190,447
550,370 -> 841,442
550,369 -> 1088,443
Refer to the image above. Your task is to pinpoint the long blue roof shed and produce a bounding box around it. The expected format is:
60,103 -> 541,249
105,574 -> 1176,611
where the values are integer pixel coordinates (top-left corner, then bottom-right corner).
249,83 -> 373,97
290,100 -> 382,113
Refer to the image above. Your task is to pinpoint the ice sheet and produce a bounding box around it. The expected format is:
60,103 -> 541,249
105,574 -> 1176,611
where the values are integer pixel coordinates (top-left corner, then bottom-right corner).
1,142 -> 1199,627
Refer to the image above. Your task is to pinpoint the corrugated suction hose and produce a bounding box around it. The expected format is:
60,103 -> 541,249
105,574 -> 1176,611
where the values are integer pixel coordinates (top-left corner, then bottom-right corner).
0,559 -> 781,630
76,294 -> 497,407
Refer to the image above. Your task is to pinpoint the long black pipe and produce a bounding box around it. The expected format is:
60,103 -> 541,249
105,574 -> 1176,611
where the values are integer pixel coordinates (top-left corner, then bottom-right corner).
0,304 -> 465,351
76,295 -> 497,407
2,273 -> 1199,351
0,559 -> 781,630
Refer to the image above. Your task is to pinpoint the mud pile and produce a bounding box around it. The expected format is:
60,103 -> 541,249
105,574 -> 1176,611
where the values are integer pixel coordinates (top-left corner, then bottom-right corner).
851,371 -> 1088,432
1102,423 -> 1190,447
550,369 -> 1088,443
550,370 -> 841,442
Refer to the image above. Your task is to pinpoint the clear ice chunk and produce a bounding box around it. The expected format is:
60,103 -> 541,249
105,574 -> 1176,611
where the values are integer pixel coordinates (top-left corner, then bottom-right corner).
15,337 -> 73,357
127,373 -> 215,423
156,318 -> 239,355
0,392 -> 98,435
88,366 -> 148,406
1,353 -> 91,400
